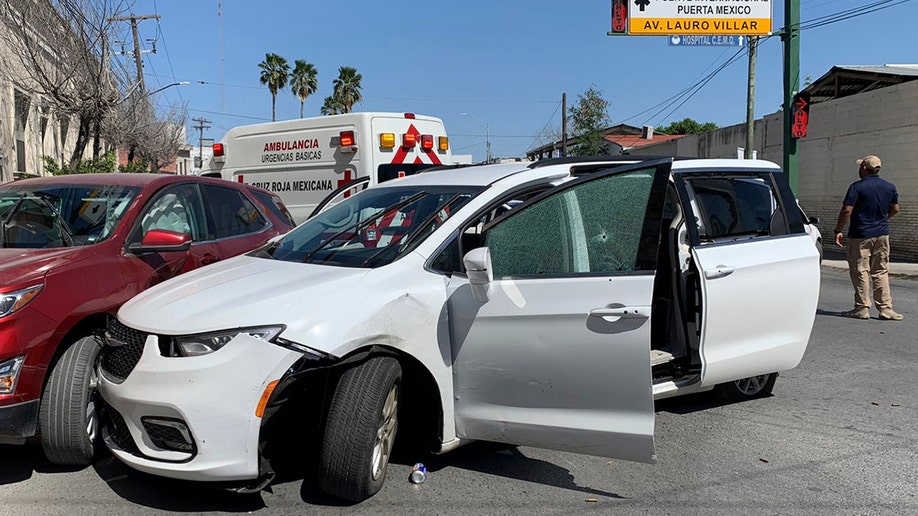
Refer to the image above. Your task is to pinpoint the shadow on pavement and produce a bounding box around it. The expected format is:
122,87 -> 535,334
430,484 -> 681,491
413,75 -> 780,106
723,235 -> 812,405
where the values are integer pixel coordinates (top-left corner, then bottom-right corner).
393,441 -> 625,500
92,455 -> 266,513
654,390 -> 774,415
0,442 -> 92,485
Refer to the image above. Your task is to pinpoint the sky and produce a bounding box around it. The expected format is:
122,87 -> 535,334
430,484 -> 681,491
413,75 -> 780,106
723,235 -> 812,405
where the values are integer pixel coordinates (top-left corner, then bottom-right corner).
121,0 -> 918,163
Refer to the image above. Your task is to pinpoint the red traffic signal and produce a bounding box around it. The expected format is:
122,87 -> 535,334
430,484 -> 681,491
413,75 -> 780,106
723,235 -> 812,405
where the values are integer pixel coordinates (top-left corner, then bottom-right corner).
791,92 -> 810,139
610,0 -> 628,33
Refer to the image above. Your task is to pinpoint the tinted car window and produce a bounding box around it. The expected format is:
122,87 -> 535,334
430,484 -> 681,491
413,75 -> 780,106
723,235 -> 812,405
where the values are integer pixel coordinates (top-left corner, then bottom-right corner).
202,185 -> 268,239
687,176 -> 780,240
250,189 -> 296,226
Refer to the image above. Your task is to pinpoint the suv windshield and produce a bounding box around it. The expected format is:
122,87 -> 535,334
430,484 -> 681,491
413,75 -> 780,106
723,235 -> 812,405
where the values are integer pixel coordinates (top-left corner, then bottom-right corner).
267,185 -> 483,267
0,184 -> 140,248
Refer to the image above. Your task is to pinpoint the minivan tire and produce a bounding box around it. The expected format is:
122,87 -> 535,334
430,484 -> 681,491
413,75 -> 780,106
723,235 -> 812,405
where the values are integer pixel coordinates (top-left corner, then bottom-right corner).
39,335 -> 103,465
318,356 -> 402,502
716,372 -> 778,403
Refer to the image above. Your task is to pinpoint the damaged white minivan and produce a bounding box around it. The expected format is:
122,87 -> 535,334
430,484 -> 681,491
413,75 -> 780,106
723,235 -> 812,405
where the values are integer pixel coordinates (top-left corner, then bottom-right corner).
97,157 -> 820,502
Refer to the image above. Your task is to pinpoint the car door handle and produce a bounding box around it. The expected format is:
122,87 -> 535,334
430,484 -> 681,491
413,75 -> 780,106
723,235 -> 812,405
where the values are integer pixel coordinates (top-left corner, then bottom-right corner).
201,253 -> 221,265
704,265 -> 735,279
589,307 -> 650,319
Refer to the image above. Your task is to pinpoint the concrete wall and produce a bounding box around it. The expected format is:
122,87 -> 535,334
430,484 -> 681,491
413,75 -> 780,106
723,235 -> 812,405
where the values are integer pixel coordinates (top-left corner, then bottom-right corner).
639,80 -> 918,260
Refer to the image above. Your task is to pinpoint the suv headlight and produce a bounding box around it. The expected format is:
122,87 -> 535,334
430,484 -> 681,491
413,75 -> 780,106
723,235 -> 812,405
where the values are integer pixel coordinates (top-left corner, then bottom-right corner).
168,326 -> 284,357
0,285 -> 43,319
0,355 -> 25,395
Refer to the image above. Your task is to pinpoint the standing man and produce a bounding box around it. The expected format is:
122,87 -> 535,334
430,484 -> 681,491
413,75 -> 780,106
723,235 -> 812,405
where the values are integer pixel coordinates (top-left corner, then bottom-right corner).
834,155 -> 902,320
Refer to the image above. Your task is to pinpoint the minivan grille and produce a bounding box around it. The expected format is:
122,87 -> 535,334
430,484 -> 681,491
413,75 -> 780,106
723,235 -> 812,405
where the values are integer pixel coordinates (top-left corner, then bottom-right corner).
100,319 -> 147,383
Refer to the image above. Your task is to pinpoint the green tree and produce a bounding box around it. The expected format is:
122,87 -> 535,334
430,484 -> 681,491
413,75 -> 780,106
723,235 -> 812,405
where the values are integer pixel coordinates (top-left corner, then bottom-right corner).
332,66 -> 363,114
258,53 -> 290,121
290,60 -> 318,118
657,118 -> 718,135
320,96 -> 344,116
42,152 -> 116,175
568,85 -> 611,156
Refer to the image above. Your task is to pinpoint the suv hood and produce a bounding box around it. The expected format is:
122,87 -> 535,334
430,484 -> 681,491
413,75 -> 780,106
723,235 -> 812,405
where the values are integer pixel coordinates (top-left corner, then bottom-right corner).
0,247 -> 87,286
118,255 -> 371,337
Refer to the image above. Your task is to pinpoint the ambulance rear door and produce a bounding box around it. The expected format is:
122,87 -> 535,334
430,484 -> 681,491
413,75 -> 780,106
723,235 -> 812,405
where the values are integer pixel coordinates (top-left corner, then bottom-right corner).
371,113 -> 452,183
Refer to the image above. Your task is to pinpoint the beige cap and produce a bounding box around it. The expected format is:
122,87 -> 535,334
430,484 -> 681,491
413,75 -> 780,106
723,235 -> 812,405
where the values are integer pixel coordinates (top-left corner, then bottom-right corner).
856,155 -> 882,170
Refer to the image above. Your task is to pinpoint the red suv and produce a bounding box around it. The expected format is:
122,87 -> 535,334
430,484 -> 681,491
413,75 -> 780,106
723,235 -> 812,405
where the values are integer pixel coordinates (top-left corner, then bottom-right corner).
0,173 -> 294,464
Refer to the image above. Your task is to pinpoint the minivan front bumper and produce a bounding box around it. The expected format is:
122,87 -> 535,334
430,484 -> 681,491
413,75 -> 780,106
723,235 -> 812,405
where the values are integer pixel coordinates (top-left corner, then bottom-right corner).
97,332 -> 302,482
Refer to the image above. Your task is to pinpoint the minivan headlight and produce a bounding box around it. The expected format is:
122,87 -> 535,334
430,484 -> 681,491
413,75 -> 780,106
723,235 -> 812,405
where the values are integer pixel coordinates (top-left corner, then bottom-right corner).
168,326 -> 284,357
0,285 -> 43,319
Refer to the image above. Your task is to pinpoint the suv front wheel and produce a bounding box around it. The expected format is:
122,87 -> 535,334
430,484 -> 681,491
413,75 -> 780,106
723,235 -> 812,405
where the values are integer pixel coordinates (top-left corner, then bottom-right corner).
39,335 -> 103,465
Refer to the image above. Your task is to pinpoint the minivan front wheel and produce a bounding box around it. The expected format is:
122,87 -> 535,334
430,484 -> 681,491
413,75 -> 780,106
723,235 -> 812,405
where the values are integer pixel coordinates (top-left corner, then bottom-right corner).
39,335 -> 103,465
318,356 -> 402,502
716,372 -> 778,402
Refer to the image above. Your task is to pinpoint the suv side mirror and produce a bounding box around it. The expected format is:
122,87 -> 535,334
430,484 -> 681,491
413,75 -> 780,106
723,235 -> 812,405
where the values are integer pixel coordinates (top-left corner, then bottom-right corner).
129,229 -> 192,254
463,247 -> 493,303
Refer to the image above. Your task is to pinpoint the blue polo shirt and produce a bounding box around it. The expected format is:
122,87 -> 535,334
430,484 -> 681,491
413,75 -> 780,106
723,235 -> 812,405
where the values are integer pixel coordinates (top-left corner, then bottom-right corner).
843,174 -> 899,238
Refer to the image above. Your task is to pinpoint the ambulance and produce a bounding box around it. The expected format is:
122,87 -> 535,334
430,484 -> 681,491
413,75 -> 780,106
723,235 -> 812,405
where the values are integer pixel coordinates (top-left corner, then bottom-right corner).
200,112 -> 454,223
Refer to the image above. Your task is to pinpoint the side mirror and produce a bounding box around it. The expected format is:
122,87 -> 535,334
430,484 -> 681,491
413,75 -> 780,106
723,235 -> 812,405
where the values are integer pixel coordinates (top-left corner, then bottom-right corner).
808,216 -> 820,225
463,247 -> 493,303
129,229 -> 192,254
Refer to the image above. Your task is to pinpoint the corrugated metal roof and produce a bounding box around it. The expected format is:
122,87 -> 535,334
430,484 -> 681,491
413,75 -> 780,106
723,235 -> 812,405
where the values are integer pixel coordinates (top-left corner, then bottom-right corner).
803,65 -> 918,104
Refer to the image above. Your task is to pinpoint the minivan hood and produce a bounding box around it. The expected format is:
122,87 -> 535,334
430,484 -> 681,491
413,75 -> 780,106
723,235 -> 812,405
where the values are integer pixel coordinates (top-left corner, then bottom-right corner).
0,247 -> 87,286
118,255 -> 371,336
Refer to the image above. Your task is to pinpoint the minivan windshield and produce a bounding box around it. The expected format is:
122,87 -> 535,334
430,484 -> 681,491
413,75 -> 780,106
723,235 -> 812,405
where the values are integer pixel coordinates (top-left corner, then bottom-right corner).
267,185 -> 483,267
0,183 -> 140,248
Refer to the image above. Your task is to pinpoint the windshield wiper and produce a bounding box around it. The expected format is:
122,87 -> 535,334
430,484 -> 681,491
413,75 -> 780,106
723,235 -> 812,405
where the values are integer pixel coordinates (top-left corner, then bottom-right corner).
300,191 -> 428,264
34,195 -> 74,246
360,193 -> 467,268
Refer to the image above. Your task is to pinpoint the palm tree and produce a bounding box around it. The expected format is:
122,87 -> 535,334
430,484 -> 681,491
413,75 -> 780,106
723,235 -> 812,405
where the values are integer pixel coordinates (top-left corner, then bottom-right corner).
290,60 -> 318,118
320,95 -> 343,116
258,53 -> 290,121
332,66 -> 362,114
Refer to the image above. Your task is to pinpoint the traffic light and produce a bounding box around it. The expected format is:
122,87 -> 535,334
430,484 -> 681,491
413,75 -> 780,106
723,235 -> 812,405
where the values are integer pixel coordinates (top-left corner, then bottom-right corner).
610,0 -> 628,34
791,92 -> 810,139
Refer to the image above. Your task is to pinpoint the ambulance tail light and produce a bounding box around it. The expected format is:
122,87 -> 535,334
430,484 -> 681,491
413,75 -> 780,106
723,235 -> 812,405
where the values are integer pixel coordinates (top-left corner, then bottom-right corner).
438,136 -> 450,151
339,130 -> 355,147
404,113 -> 416,119
420,134 -> 434,151
402,132 -> 417,148
212,143 -> 225,163
379,132 -> 396,149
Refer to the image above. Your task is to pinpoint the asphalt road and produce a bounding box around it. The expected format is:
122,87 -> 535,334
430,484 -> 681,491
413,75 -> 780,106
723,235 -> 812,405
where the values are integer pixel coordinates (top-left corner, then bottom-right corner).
2,267 -> 916,515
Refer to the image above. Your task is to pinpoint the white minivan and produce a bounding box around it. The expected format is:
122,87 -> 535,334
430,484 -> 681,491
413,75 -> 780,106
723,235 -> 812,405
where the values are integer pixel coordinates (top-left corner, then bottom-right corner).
97,157 -> 820,502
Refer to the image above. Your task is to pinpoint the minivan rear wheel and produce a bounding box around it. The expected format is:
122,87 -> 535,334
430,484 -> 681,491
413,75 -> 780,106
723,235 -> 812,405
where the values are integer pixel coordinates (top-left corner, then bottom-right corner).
318,356 -> 402,502
39,335 -> 103,465
716,372 -> 778,402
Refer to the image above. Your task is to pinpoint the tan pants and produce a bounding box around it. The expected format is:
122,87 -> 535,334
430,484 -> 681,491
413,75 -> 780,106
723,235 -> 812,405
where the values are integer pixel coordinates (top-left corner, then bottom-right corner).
846,235 -> 893,311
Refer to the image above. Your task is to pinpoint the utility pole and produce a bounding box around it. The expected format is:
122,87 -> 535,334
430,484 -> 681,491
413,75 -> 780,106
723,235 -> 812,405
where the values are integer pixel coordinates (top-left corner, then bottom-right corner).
561,92 -> 568,157
192,117 -> 212,169
782,0 -> 801,194
108,14 -> 160,94
745,36 -> 757,159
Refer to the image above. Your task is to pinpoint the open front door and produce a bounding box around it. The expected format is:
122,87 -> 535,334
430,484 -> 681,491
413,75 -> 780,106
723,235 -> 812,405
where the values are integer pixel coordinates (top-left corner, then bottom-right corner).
448,159 -> 672,463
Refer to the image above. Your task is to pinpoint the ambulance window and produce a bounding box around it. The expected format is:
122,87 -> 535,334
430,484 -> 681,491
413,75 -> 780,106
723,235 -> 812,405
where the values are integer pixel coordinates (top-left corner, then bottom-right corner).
202,185 -> 268,239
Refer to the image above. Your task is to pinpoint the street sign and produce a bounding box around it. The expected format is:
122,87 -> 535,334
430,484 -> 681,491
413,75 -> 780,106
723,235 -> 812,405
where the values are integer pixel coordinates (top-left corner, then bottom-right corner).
668,35 -> 746,47
627,0 -> 773,36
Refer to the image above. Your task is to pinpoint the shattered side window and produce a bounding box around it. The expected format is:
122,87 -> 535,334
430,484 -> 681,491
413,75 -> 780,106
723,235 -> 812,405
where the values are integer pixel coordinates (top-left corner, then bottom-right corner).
485,169 -> 655,277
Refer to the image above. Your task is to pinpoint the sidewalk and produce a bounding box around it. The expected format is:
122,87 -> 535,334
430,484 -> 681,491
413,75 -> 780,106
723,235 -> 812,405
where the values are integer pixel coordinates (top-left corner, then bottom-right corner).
822,259 -> 918,279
